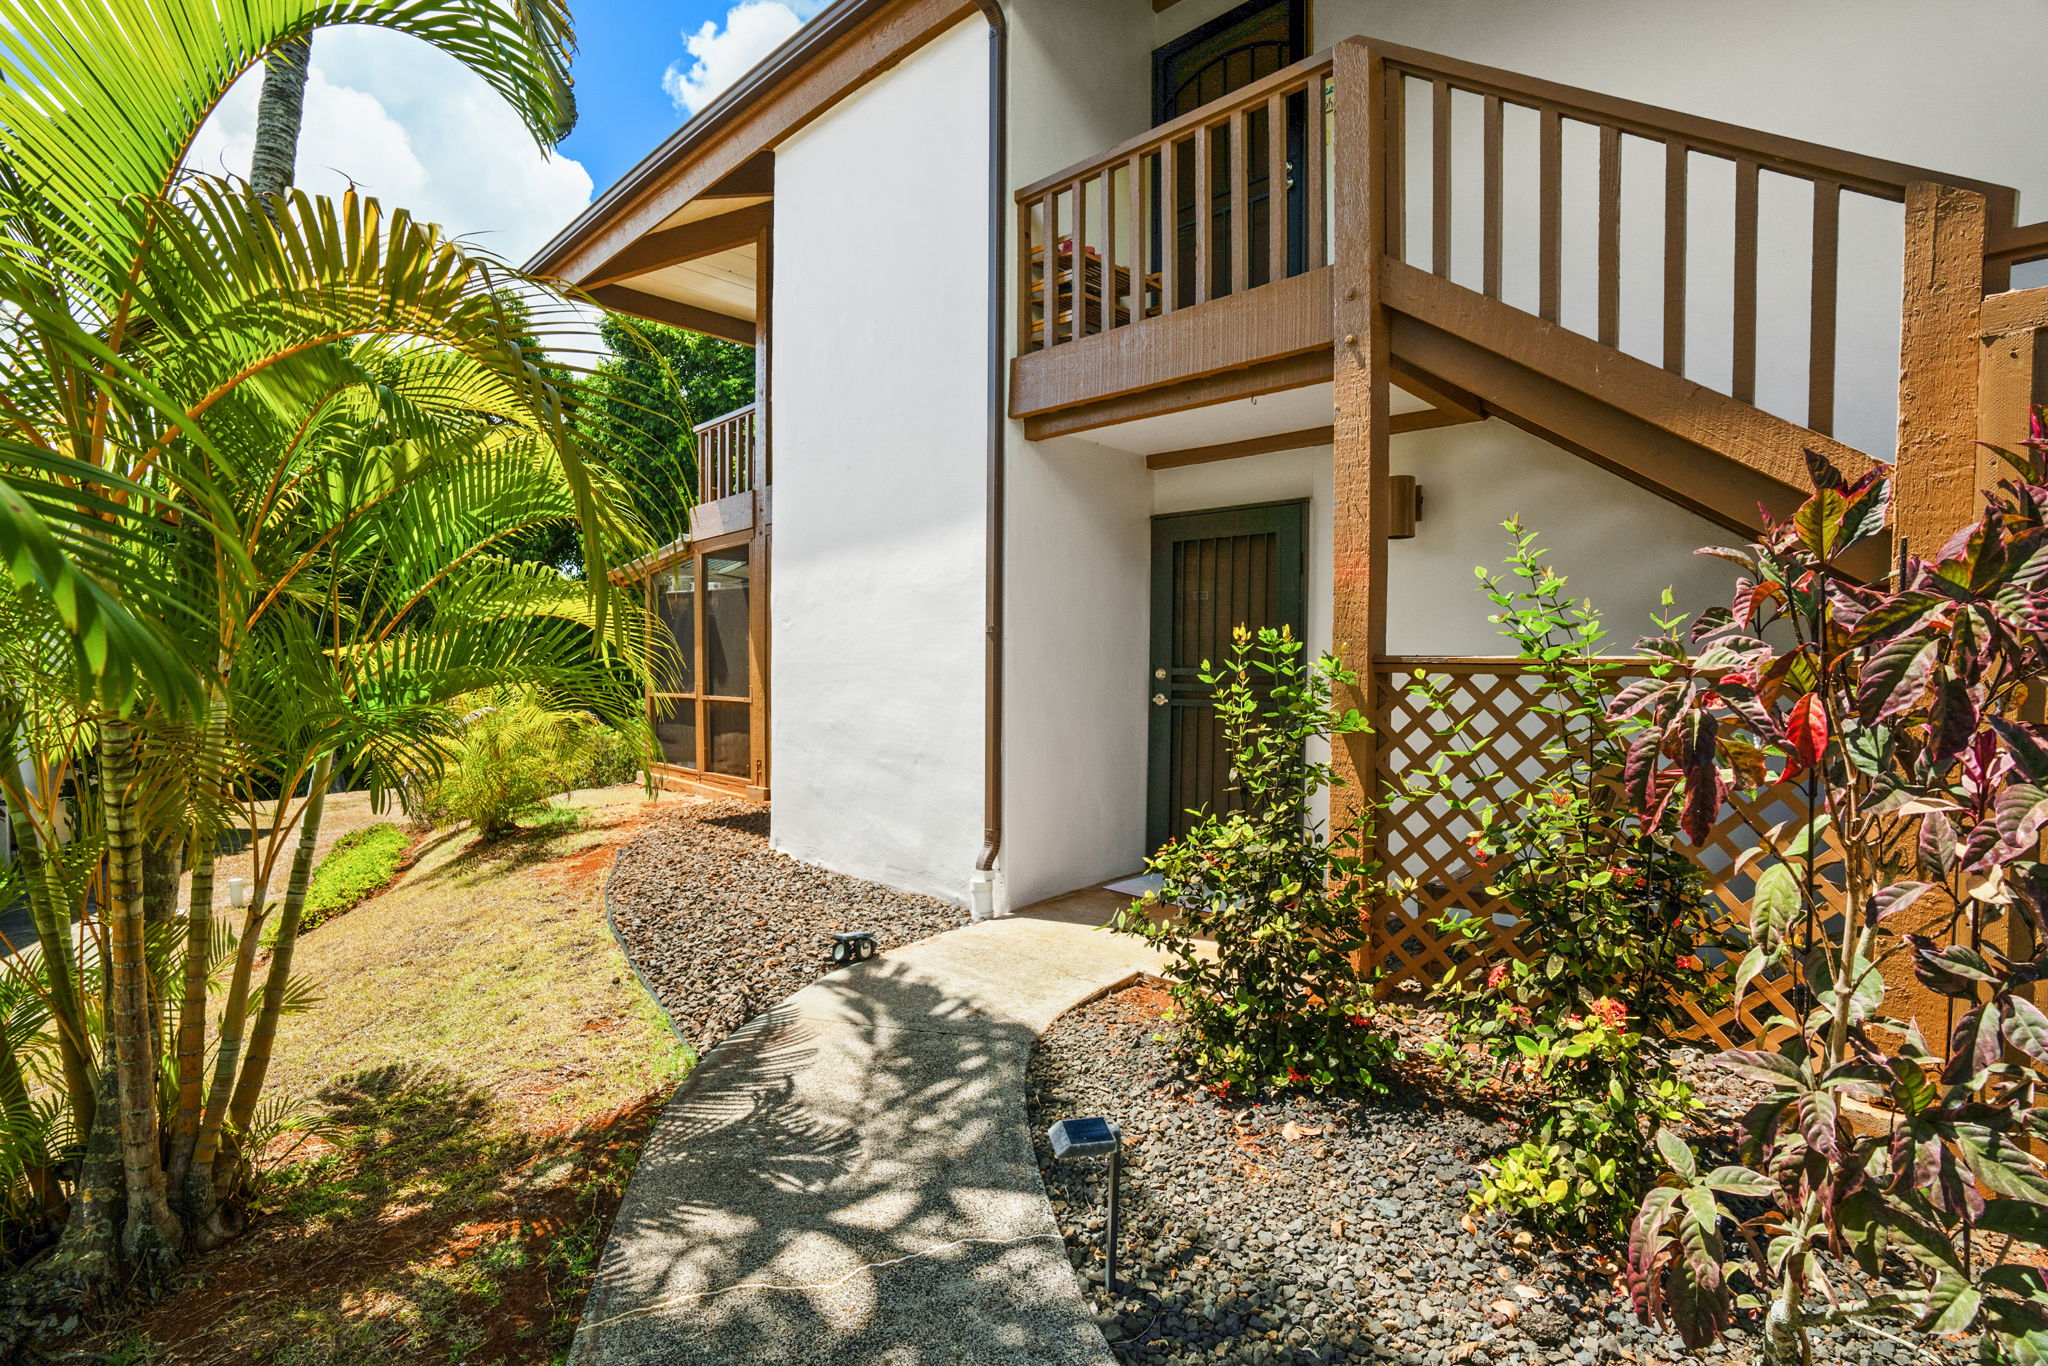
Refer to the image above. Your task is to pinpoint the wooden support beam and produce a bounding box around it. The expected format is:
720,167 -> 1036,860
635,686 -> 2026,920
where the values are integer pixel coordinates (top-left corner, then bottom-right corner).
1980,294 -> 2048,493
587,285 -> 757,346
1894,182 -> 1989,559
1021,352 -> 1332,440
586,202 -> 773,288
1382,260 -> 1873,493
705,151 -> 774,199
1147,427 -> 1335,470
1331,39 -> 1390,974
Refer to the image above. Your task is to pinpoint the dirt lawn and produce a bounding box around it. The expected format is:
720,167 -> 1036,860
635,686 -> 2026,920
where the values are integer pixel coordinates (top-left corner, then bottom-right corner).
87,784 -> 693,1366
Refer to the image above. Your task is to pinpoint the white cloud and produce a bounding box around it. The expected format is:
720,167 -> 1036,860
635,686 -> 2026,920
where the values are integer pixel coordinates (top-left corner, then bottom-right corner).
662,1 -> 825,116
185,26 -> 594,264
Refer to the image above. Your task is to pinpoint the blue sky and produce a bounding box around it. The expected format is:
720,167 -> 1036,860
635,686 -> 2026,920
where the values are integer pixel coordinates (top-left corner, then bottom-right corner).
187,1 -> 829,263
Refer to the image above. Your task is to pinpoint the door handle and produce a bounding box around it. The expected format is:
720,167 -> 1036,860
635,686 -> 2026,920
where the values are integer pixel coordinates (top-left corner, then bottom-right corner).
1152,694 -> 1168,707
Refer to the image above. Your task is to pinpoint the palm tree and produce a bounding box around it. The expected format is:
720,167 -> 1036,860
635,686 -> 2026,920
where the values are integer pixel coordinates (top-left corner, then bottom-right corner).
0,0 -> 657,1321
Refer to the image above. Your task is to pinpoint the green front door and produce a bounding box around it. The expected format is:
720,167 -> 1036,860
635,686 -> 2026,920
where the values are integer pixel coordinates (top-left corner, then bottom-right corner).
1147,500 -> 1308,852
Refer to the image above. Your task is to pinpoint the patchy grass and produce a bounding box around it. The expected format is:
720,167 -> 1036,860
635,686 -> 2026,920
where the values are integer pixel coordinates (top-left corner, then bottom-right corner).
85,785 -> 691,1365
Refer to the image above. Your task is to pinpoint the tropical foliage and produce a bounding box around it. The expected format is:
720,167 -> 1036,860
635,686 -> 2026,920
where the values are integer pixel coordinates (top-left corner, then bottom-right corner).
296,824 -> 410,934
406,691 -> 633,839
1115,627 -> 1400,1098
1432,524 -> 1724,1231
0,0 -> 664,1329
1616,442 -> 2048,1363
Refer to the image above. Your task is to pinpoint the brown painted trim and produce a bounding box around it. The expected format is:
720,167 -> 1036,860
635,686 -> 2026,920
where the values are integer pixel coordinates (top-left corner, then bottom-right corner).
1010,266 -> 1332,418
649,764 -> 766,803
1021,351 -> 1332,440
1382,260 -> 1873,491
1146,426 -> 1335,469
1981,286 -> 2048,340
1985,219 -> 2048,270
705,152 -> 775,199
534,0 -> 978,283
588,285 -> 757,346
587,202 -> 773,289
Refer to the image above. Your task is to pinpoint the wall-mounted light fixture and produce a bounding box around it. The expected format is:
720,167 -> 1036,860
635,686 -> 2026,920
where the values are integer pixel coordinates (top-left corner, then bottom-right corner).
1048,1116 -> 1123,1295
1389,474 -> 1423,539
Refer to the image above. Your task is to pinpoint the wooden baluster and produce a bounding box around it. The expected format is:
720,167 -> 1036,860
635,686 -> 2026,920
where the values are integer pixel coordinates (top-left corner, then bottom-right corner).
1482,93 -> 1502,299
1663,141 -> 1687,374
1384,67 -> 1406,262
1162,137 -> 1181,311
1043,191 -> 1062,347
1732,158 -> 1759,404
1268,90 -> 1289,284
1018,198 -> 1036,354
1101,164 -> 1120,329
1538,106 -> 1561,323
1229,107 -> 1249,296
1129,153 -> 1145,318
1068,178 -> 1087,343
1809,179 -> 1840,435
1431,78 -> 1451,278
1306,74 -> 1327,269
1193,122 -> 1212,305
1597,124 -> 1621,347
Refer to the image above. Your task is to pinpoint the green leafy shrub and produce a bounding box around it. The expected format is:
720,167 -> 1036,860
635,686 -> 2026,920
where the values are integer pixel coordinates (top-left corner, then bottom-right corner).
1432,522 -> 1724,1231
572,715 -> 642,788
1114,626 -> 1399,1098
410,692 -> 625,839
299,824 -> 409,933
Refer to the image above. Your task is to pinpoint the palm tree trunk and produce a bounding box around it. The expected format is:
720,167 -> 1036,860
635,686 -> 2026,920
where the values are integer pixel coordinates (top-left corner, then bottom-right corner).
222,756 -> 330,1163
98,721 -> 181,1261
184,860 -> 268,1224
249,33 -> 312,201
166,846 -> 213,1190
4,798 -> 94,1135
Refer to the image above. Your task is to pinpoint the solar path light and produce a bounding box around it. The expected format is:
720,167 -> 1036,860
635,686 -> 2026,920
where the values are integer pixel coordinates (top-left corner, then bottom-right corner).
1048,1116 -> 1123,1295
830,931 -> 879,967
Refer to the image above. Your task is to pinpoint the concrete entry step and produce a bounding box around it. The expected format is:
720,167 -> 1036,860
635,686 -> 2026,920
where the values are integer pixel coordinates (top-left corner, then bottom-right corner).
570,915 -> 1166,1365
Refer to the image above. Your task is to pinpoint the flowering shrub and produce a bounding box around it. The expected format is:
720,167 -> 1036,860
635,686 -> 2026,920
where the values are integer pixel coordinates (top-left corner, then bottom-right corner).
1114,626 -> 1400,1096
1433,522 -> 1725,1231
1616,438 -> 2048,1364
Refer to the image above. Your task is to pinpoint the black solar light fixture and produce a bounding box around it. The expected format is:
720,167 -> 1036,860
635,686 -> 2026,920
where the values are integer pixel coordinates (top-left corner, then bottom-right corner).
1048,1116 -> 1123,1295
830,931 -> 879,967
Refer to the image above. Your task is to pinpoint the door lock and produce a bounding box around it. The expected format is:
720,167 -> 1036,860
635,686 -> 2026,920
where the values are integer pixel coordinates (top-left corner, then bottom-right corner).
1154,668 -> 1167,680
1152,693 -> 1168,707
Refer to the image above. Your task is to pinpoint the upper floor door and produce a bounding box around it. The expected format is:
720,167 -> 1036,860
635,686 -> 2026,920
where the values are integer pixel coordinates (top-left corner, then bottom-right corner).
1151,0 -> 1310,304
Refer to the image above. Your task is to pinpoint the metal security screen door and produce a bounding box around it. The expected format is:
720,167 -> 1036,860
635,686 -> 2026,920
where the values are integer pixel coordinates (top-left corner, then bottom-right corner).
1148,501 -> 1307,851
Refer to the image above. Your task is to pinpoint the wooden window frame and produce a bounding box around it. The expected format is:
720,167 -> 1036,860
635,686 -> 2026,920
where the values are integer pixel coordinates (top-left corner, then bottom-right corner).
646,523 -> 771,800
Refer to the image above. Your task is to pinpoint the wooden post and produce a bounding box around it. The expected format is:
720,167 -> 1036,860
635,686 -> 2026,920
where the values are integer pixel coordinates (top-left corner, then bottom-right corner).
1331,40 -> 1393,977
749,226 -> 773,801
1893,182 -> 1989,557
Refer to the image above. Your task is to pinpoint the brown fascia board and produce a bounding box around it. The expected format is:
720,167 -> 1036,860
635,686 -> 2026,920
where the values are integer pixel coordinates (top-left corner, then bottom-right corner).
527,0 -> 914,281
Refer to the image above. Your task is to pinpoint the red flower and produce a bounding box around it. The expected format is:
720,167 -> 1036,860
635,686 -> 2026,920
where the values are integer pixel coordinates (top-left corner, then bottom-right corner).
1677,953 -> 1704,972
1485,963 -> 1510,991
1590,996 -> 1628,1028
1347,1013 -> 1371,1028
1209,1081 -> 1232,1099
1550,791 -> 1571,807
1286,1068 -> 1308,1084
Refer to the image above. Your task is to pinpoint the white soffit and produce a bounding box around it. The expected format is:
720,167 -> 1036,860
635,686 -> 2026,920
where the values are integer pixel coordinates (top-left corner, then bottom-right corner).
651,194 -> 772,232
628,243 -> 759,322
1077,381 -> 1432,457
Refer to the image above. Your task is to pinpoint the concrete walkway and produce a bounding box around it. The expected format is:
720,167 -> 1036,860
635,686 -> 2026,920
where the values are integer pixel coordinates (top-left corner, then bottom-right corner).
570,912 -> 1165,1366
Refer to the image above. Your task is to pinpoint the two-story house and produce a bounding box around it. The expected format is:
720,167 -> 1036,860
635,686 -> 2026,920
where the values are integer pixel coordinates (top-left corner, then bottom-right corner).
530,0 -> 2048,1030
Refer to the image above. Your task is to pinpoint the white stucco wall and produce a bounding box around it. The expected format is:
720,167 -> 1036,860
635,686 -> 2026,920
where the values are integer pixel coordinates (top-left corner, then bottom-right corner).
768,19 -> 990,904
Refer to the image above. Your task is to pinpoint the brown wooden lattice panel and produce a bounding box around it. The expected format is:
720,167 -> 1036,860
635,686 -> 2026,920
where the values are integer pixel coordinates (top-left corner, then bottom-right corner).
1369,660 -> 1839,1048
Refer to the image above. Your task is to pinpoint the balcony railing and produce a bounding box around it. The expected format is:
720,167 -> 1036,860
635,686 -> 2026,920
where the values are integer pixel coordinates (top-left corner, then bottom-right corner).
1014,38 -> 2032,466
695,402 -> 758,503
1015,51 -> 1333,355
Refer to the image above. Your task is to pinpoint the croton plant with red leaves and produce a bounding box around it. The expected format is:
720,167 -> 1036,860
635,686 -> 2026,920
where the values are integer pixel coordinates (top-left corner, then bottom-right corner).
1616,431 -> 2048,1364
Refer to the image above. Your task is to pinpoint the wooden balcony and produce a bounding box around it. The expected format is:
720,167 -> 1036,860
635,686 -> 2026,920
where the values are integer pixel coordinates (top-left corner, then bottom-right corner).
690,402 -> 766,542
1011,37 -> 2048,549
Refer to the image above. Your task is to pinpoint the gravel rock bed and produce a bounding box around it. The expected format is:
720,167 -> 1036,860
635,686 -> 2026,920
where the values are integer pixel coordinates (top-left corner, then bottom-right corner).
1028,980 -> 1964,1366
605,798 -> 968,1047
